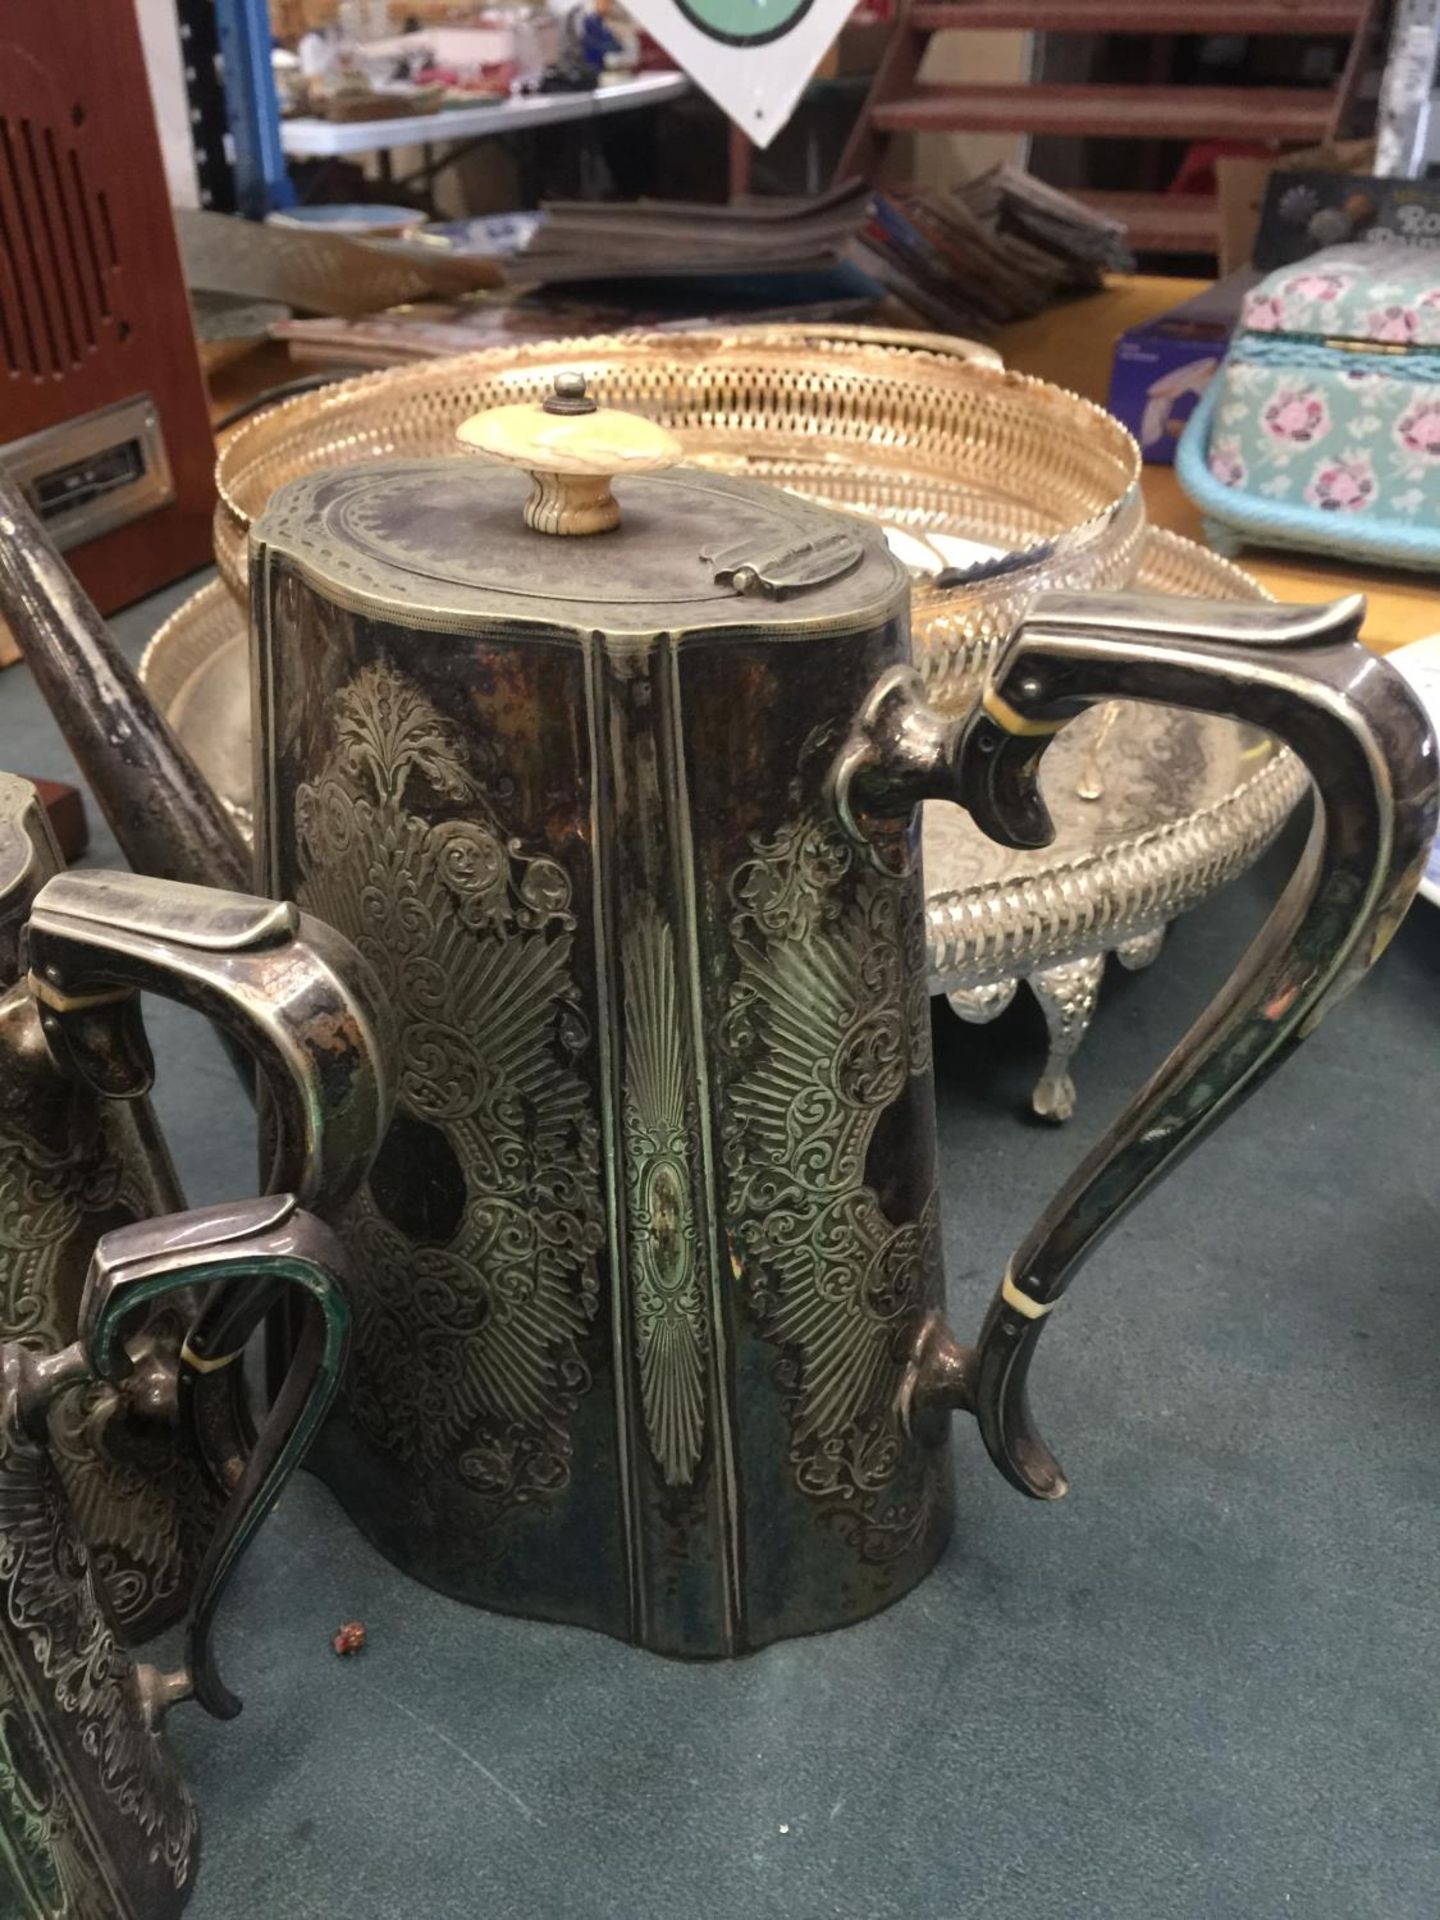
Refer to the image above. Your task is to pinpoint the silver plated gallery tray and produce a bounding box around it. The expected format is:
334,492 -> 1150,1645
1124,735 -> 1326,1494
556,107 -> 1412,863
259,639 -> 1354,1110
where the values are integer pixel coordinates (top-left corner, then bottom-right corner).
139,528 -> 1306,1123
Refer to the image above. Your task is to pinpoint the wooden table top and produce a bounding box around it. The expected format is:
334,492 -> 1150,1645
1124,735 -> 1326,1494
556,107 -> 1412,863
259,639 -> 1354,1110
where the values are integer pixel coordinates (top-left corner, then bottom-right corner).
995,276 -> 1437,657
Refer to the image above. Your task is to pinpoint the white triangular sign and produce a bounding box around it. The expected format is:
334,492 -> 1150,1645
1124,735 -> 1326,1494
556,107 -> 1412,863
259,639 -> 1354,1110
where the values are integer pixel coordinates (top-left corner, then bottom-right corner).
624,0 -> 862,148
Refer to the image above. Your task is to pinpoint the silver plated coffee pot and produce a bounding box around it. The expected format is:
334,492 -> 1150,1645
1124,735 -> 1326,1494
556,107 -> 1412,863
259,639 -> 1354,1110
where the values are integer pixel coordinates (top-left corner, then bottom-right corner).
241,379 -> 1437,1653
1,392 -> 1435,1658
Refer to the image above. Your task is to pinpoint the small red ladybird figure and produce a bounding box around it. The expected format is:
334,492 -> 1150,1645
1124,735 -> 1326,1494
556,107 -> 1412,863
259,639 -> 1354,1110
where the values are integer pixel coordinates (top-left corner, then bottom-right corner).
332,1620 -> 367,1657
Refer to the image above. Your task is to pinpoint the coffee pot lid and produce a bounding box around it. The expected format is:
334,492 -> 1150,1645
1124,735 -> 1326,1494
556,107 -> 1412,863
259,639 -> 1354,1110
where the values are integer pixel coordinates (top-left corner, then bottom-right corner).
253,371 -> 908,636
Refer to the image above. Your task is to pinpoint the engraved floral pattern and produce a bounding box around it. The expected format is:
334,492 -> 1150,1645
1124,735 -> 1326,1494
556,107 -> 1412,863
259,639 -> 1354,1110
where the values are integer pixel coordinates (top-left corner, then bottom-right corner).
294,664 -> 603,1518
0,1015 -> 211,1641
722,807 -> 941,1561
622,910 -> 706,1489
0,1395 -> 195,1907
0,1649 -> 116,1919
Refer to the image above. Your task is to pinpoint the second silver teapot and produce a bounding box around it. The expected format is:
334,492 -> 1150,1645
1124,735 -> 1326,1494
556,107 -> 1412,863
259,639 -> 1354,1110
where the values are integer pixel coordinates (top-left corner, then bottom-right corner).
0,1192 -> 352,1920
0,771 -> 393,1640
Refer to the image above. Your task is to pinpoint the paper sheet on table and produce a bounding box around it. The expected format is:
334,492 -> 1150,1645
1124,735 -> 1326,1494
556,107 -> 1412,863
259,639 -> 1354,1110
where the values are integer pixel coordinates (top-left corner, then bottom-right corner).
175,208 -> 504,318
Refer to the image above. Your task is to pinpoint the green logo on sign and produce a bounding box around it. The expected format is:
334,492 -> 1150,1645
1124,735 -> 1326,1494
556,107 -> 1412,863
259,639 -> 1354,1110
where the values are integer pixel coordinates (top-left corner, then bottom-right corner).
674,0 -> 814,47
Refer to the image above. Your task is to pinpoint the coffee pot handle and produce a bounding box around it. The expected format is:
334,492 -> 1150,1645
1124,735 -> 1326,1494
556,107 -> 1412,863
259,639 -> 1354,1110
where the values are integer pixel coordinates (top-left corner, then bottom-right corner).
833,589 -> 1438,1499
74,1194 -> 351,1718
24,869 -> 395,1215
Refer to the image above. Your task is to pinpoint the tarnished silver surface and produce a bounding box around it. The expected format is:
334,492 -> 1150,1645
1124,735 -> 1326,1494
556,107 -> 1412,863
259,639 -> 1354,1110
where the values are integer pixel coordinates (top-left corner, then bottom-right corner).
141,531 -> 1307,1120
43,370 -> 1436,1661
138,577 -> 251,832
28,868 -> 395,1214
0,1194 -> 353,1919
0,764 -> 395,1648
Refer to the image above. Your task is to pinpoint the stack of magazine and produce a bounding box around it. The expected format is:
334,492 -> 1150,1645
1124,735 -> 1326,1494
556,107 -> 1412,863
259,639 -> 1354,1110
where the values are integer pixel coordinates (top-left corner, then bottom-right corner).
513,181 -> 871,285
855,166 -> 1133,332
270,185 -> 885,367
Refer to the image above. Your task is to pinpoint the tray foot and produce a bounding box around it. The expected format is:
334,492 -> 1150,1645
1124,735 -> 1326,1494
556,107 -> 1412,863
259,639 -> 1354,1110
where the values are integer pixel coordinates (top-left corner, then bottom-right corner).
1116,925 -> 1167,972
945,978 -> 1019,1025
1030,954 -> 1107,1124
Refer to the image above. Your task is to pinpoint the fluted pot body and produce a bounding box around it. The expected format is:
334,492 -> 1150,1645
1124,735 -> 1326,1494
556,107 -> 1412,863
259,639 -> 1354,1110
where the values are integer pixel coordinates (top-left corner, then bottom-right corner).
251,461 -> 950,1655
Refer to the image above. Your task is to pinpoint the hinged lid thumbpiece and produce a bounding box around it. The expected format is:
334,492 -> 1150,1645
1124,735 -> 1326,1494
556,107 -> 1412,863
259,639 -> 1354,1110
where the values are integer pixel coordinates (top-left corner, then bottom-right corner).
705,529 -> 865,599
455,371 -> 684,537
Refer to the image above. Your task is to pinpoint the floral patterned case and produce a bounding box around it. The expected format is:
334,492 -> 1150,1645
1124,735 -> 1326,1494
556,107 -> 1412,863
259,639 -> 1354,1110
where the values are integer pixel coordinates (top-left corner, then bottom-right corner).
1175,242 -> 1440,571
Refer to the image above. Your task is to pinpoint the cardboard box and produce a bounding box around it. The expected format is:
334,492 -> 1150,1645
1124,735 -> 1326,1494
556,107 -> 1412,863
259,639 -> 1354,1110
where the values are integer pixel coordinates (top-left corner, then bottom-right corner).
1214,139 -> 1374,277
1251,169 -> 1440,270
1106,270 -> 1256,465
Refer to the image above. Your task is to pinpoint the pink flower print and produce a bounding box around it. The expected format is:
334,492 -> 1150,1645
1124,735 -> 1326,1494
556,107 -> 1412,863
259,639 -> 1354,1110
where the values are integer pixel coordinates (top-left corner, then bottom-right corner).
1243,293 -> 1286,332
1282,271 -> 1354,305
1261,385 -> 1330,447
1303,453 -> 1376,513
1363,304 -> 1420,344
1396,397 -> 1440,461
1414,288 -> 1440,345
1208,436 -> 1246,489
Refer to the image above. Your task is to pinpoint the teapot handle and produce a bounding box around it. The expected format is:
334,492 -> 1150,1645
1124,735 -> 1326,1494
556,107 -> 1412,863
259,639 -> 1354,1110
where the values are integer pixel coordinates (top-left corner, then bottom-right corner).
24,869 -> 394,1215
832,589 -> 1438,1499
76,1194 -> 351,1719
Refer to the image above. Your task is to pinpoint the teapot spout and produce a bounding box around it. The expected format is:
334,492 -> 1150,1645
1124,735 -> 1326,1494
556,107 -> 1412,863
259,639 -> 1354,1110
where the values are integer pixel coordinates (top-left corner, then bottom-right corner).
0,469 -> 249,895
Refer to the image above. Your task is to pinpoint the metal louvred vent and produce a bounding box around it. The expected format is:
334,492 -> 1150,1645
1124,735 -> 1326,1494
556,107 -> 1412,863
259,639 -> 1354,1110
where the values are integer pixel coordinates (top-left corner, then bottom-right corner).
0,110 -> 120,381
